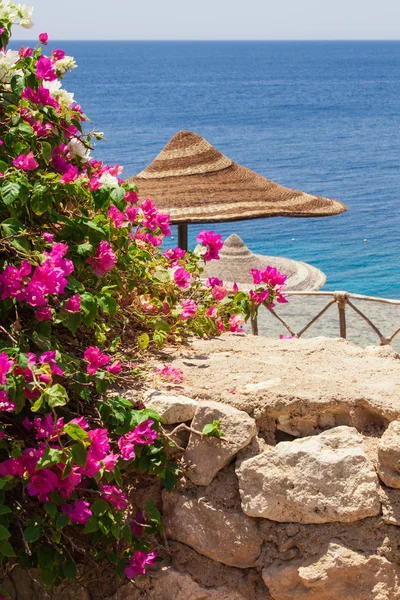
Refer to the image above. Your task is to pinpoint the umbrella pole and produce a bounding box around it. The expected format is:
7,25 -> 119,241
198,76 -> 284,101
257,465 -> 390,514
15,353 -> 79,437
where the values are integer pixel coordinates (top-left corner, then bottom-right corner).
177,223 -> 188,251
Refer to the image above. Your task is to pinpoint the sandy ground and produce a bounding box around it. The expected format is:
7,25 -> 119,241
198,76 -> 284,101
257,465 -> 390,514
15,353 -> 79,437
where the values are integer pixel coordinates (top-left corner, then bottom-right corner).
249,295 -> 400,351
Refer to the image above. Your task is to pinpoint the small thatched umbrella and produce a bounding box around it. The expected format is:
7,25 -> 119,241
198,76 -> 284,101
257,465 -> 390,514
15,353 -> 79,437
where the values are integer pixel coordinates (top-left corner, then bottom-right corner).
203,234 -> 326,291
128,130 -> 346,249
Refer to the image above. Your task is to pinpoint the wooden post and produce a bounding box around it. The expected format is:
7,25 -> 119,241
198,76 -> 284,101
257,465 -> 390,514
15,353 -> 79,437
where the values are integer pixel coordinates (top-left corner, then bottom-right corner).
177,223 -> 188,251
335,292 -> 347,339
250,306 -> 259,336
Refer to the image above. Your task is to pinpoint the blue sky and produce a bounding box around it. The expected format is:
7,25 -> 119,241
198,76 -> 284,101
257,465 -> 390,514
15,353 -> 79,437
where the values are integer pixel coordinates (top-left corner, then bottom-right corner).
14,0 -> 400,40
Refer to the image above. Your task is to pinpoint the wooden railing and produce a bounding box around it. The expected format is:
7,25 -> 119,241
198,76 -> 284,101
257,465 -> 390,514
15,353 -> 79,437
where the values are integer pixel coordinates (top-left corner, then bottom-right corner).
250,291 -> 400,345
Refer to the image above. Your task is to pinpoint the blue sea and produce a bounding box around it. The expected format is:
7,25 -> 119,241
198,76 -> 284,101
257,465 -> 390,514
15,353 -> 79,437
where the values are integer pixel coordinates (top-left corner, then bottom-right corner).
18,41 -> 400,298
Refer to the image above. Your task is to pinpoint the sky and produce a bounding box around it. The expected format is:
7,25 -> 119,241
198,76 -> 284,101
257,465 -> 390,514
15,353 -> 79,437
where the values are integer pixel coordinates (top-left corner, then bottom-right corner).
13,0 -> 400,41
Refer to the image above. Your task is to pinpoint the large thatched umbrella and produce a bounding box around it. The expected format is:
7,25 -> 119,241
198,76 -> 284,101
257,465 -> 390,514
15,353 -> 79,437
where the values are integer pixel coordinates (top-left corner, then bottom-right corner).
128,130 -> 346,249
203,234 -> 326,291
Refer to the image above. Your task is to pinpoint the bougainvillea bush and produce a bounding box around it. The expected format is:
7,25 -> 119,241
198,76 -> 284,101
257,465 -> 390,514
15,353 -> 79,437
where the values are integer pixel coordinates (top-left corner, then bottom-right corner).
0,2 -> 288,596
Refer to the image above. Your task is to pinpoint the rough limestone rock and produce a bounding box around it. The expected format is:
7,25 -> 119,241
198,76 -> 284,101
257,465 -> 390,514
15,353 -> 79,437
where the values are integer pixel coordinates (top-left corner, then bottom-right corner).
162,489 -> 262,568
377,420 -> 400,488
145,390 -> 198,424
114,568 -> 249,600
236,426 -> 380,523
262,542 -> 400,600
185,400 -> 257,485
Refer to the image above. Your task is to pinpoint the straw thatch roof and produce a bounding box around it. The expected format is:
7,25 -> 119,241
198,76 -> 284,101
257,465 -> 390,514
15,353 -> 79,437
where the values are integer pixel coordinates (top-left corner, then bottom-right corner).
203,234 -> 326,291
129,130 -> 346,224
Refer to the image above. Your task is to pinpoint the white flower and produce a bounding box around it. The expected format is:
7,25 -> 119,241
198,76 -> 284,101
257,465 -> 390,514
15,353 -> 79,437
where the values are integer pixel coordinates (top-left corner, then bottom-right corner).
43,79 -> 75,106
17,3 -> 33,28
99,172 -> 119,189
193,244 -> 207,258
0,49 -> 20,83
0,1 -> 18,23
68,138 -> 90,162
55,56 -> 77,74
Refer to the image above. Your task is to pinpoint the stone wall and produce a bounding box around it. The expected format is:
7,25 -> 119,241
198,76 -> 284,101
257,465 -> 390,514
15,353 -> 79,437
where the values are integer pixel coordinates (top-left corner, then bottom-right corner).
6,336 -> 400,599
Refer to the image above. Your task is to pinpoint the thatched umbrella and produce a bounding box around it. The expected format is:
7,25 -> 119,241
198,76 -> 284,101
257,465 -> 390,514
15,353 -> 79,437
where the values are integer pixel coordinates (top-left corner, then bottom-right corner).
203,234 -> 326,291
128,130 -> 346,249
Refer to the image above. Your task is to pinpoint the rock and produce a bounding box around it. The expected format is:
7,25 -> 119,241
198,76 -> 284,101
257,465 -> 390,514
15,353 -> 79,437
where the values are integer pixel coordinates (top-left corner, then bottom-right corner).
185,400 -> 257,485
145,391 -> 198,424
378,421 -> 400,488
162,489 -> 262,568
262,542 -> 400,600
236,426 -> 380,523
380,485 -> 400,526
114,568 -> 248,600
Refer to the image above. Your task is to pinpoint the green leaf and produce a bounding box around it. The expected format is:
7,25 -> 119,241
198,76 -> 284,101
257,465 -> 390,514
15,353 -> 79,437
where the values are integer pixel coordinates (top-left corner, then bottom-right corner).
55,513 -> 69,531
0,506 -> 11,516
91,499 -> 110,517
63,423 -> 90,446
70,443 -> 87,468
37,448 -> 62,470
24,525 -> 41,543
98,295 -> 117,316
0,525 -> 11,540
0,540 -> 15,557
41,566 -> 56,586
31,194 -> 51,216
110,186 -> 125,207
41,141 -> 52,164
80,292 -> 97,327
202,420 -> 224,438
1,218 -> 29,252
44,384 -> 69,408
44,502 -> 57,518
83,516 -> 98,534
0,160 -> 8,173
76,242 -> 93,257
1,181 -> 20,206
31,394 -> 44,412
138,333 -> 149,350
62,559 -> 77,580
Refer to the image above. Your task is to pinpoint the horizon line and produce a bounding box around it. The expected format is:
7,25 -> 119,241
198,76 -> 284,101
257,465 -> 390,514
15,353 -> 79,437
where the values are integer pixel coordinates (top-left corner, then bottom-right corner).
12,38 -> 400,42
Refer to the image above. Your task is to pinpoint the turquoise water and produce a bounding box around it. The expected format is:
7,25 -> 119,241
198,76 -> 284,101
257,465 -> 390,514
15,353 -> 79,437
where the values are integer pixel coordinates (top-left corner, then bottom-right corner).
18,41 -> 400,297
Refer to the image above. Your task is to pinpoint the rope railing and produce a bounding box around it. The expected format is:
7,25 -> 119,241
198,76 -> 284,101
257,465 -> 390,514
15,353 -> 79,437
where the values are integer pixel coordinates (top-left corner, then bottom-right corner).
250,291 -> 400,345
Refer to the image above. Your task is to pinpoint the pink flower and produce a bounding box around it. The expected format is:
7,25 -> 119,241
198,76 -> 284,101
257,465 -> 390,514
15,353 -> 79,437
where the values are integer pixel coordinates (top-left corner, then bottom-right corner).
42,232 -> 54,243
126,205 -> 139,223
84,346 -> 110,375
280,335 -> 297,339
157,364 -> 184,384
68,417 -> 89,430
52,48 -> 65,61
108,205 -> 125,227
19,46 -> 33,58
32,120 -> 52,137
57,467 -> 81,499
211,285 -> 227,301
39,32 -> 49,45
102,451 -> 119,471
106,361 -> 121,374
228,314 -> 244,333
13,151 -> 39,170
180,298 -> 197,321
39,351 -> 63,376
125,191 -> 139,203
0,353 -> 14,385
233,282 -> 239,292
123,420 -> 158,447
130,511 -> 146,536
196,230 -> 223,261
173,267 -> 191,289
206,306 -> 218,318
99,484 -> 127,511
249,289 -> 269,305
36,56 -> 57,81
87,429 -> 110,461
0,456 -> 24,477
276,286 -> 288,304
250,267 -> 287,287
62,500 -> 92,524
118,436 -> 136,461
60,165 -> 79,184
35,306 -> 52,321
87,241 -> 117,276
215,318 -> 225,332
146,233 -> 163,247
125,551 -> 157,579
65,294 -> 81,313
0,391 -> 15,412
33,413 -> 64,440
162,247 -> 186,266
206,277 -> 223,288
27,468 -> 58,502
21,86 -> 59,108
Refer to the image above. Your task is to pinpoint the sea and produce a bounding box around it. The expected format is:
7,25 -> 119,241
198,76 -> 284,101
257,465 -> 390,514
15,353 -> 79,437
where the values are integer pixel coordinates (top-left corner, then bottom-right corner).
16,41 -> 400,299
